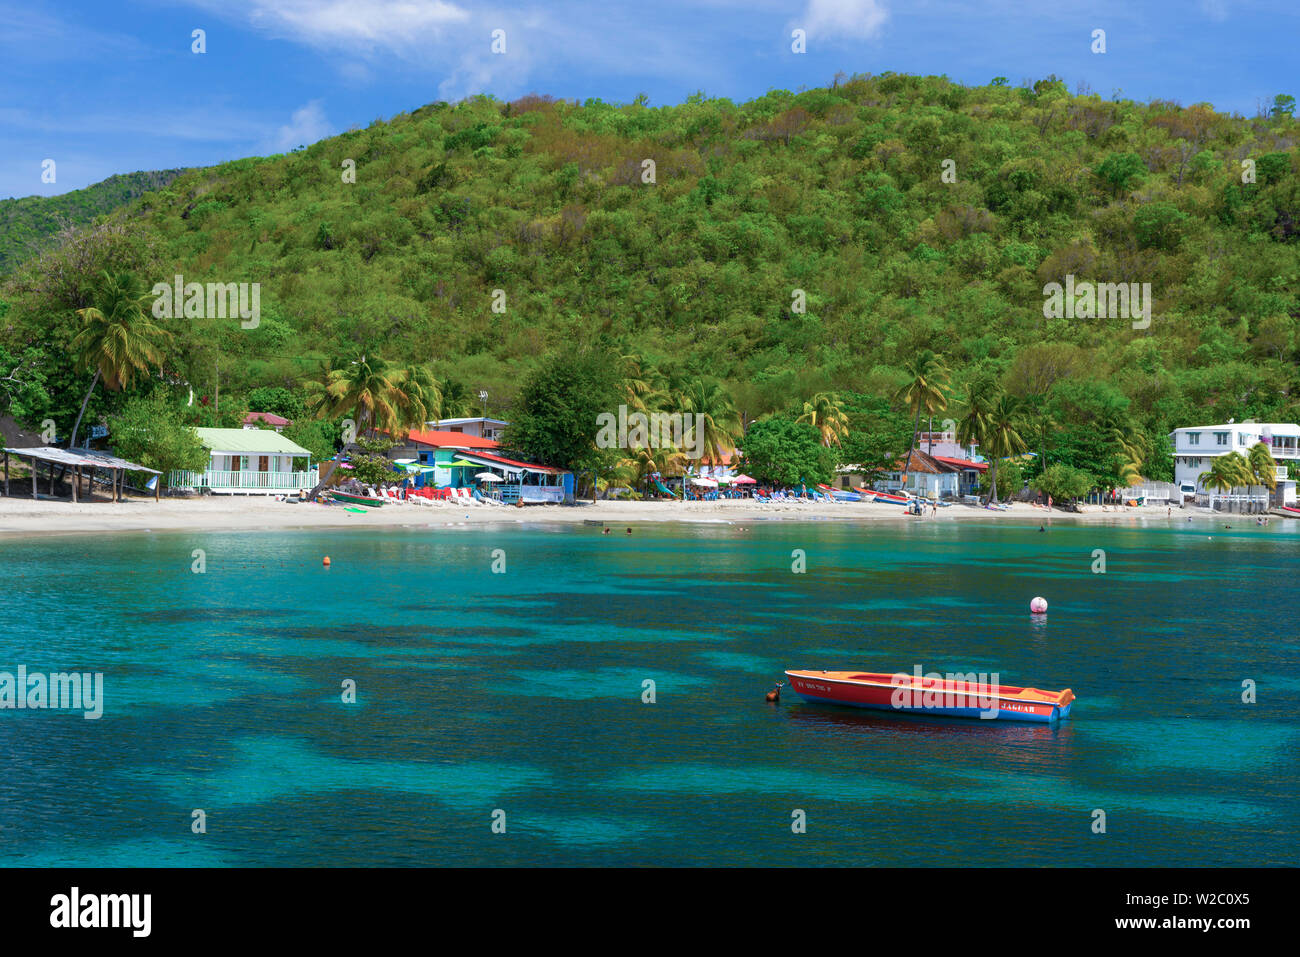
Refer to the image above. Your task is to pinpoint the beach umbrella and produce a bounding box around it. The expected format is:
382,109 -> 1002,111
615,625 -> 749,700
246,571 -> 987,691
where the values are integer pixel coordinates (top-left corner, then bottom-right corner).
732,474 -> 756,484
446,458 -> 478,468
476,472 -> 503,481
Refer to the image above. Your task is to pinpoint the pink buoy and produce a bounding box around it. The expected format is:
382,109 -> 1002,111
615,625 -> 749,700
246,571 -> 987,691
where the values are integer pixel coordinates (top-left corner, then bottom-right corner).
1030,596 -> 1048,614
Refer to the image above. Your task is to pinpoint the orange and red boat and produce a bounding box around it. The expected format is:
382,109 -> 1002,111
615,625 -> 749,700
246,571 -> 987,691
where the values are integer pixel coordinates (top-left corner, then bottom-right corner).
784,669 -> 1075,723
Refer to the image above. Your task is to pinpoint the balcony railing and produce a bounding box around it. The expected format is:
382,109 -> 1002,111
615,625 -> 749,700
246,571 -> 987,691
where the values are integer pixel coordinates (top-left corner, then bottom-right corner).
168,468 -> 319,492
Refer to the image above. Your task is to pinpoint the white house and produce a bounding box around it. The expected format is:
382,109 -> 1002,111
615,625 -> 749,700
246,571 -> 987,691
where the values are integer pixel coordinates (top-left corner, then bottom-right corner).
876,449 -> 963,499
169,427 -> 317,494
1168,421 -> 1298,505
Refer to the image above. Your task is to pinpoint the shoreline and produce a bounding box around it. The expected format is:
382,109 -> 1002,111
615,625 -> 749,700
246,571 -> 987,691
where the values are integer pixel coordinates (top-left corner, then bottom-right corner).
0,495 -> 1277,538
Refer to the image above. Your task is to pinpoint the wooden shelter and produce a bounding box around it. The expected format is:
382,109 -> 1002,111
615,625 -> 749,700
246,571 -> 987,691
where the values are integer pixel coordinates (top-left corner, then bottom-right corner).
1,446 -> 162,503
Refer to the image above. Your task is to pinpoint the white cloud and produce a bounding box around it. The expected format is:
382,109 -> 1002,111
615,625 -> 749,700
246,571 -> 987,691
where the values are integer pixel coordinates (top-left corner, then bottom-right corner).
198,0 -> 470,56
800,0 -> 888,40
269,101 -> 332,152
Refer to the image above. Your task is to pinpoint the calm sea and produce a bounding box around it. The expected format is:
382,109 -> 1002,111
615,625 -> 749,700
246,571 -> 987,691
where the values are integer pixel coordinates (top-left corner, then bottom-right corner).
1,518 -> 1296,866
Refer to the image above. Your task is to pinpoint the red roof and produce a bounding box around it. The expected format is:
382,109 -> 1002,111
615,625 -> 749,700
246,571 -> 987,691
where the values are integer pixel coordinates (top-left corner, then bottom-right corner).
400,428 -> 500,450
934,455 -> 988,471
452,449 -> 567,474
244,411 -> 291,427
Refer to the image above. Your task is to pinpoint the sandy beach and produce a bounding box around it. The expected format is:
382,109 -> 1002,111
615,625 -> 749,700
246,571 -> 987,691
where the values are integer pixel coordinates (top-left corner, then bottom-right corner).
0,493 -> 1251,537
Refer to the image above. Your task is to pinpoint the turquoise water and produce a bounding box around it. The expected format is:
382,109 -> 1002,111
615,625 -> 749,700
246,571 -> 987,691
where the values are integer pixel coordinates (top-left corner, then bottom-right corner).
1,519 -> 1296,866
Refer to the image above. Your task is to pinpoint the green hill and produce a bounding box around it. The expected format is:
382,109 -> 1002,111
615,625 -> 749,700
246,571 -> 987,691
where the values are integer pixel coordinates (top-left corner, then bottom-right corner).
0,169 -> 187,274
2,74 -> 1298,476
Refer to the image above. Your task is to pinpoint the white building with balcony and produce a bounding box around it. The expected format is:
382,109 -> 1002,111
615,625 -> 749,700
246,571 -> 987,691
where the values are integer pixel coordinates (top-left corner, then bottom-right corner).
1168,421 -> 1297,505
169,428 -> 317,494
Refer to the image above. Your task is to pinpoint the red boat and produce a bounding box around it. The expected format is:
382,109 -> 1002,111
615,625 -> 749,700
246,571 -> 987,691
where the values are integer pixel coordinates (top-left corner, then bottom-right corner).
855,486 -> 910,505
784,669 -> 1075,723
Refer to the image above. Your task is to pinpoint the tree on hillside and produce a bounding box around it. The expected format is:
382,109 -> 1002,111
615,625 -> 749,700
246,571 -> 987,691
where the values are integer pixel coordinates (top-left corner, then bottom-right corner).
68,270 -> 171,448
245,386 -> 305,420
835,393 -> 912,481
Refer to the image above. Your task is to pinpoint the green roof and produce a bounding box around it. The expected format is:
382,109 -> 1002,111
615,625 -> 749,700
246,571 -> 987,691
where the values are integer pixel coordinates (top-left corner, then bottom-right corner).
194,427 -> 311,456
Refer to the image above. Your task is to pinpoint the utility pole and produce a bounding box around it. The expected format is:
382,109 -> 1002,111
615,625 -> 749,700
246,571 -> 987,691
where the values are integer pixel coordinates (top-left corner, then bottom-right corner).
215,360 -> 220,418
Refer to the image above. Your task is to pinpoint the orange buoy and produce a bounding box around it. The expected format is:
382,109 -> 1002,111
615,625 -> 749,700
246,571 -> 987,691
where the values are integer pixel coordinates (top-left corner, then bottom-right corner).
322,556 -> 331,566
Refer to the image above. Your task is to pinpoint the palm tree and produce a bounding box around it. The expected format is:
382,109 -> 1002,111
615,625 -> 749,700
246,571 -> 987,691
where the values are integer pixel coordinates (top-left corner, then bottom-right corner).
316,354 -> 431,439
678,378 -> 742,471
956,386 -> 994,453
1247,441 -> 1278,510
982,394 -> 1028,504
396,364 -> 443,433
68,271 -> 172,448
894,350 -> 951,487
796,392 -> 850,447
616,443 -> 687,496
954,385 -> 995,497
1115,456 -> 1143,489
619,354 -> 667,415
438,379 -> 473,418
1199,452 -> 1253,511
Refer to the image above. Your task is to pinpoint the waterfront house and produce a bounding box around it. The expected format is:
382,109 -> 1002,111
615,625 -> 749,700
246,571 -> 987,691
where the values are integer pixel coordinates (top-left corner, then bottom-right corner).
876,449 -> 963,499
1168,421 -> 1298,505
386,428 -> 502,488
932,455 -> 988,498
441,448 -> 573,503
169,427 -> 317,494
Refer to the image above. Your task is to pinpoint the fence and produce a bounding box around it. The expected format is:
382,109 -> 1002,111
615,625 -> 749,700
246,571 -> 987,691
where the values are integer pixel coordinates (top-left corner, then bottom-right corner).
168,468 -> 319,493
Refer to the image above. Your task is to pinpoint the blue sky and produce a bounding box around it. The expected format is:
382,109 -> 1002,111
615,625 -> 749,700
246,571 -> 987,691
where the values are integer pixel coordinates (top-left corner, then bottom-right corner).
1,0 -> 1293,199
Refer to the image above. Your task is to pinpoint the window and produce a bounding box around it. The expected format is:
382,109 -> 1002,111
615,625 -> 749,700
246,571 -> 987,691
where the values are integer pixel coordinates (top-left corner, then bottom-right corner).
1187,432 -> 1200,446
1239,434 -> 1247,446
1214,432 -> 1228,446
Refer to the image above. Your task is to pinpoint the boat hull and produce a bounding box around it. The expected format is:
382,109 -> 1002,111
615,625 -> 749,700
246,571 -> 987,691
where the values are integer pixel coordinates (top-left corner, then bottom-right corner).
329,491 -> 386,507
855,486 -> 910,505
784,670 -> 1073,724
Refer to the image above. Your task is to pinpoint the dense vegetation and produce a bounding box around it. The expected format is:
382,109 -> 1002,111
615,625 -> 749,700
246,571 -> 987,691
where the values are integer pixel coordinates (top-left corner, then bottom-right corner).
0,169 -> 186,274
1,74 -> 1297,493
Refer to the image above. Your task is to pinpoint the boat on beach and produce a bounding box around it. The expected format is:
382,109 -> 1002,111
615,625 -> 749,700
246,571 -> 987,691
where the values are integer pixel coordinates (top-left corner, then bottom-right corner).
328,490 -> 386,507
784,669 -> 1075,723
818,484 -> 861,502
855,487 -> 911,505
